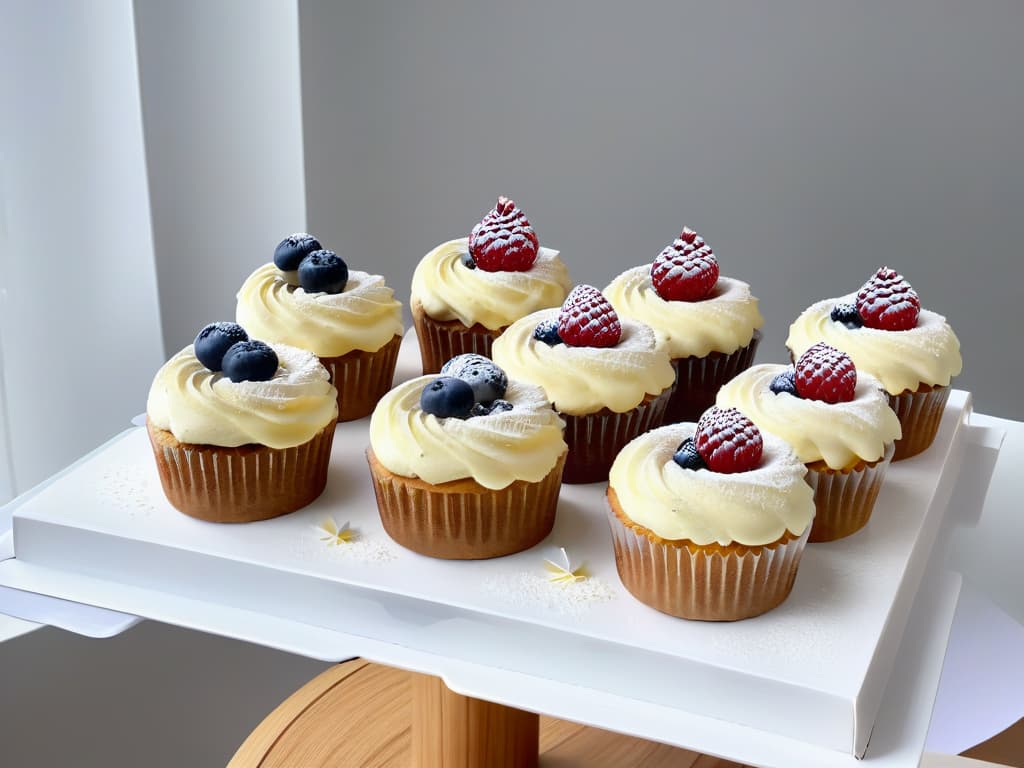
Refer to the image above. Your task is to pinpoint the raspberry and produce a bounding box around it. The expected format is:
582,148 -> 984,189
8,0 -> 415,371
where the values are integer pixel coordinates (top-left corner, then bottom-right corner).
468,196 -> 540,272
855,267 -> 920,331
557,285 -> 622,348
794,342 -> 857,403
650,227 -> 720,301
694,407 -> 763,474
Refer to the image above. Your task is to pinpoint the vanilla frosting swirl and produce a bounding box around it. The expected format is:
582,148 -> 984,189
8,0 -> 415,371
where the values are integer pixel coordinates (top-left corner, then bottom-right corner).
786,293 -> 962,394
411,238 -> 571,330
147,343 -> 338,449
236,264 -> 404,357
491,309 -> 676,416
716,364 -> 901,469
369,376 -> 567,490
605,268 -> 764,358
610,424 -> 815,546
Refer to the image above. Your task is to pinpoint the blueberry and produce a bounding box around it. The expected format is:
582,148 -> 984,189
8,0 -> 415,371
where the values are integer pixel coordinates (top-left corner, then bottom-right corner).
487,399 -> 513,414
194,322 -> 249,371
420,377 -> 475,419
221,340 -> 279,383
830,303 -> 863,329
439,354 -> 508,401
298,249 -> 349,294
470,402 -> 490,418
274,233 -> 322,271
533,319 -> 562,346
470,398 -> 514,417
460,251 -> 477,270
673,438 -> 706,470
769,367 -> 799,396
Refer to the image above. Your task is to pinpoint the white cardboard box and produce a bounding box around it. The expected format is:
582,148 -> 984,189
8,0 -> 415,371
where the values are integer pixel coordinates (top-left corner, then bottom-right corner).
1,378 -> 978,758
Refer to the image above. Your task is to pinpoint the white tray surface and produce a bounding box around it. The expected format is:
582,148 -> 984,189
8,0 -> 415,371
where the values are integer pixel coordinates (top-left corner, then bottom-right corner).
6,360 -> 975,755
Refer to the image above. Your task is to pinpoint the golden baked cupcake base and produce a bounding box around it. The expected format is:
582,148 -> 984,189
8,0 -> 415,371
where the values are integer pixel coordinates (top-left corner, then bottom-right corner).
804,443 -> 895,542
411,298 -> 504,375
666,330 -> 761,424
606,487 -> 810,621
146,419 -> 336,523
561,388 -> 672,484
889,383 -> 950,461
320,334 -> 402,422
366,448 -> 566,560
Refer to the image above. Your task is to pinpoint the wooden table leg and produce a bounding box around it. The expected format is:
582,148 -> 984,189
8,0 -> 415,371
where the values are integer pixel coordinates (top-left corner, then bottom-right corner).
409,671 -> 539,768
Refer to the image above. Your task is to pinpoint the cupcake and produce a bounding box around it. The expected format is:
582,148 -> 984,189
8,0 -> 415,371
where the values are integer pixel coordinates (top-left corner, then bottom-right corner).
146,322 -> 339,523
367,355 -> 568,559
607,408 -> 815,621
787,267 -> 962,460
492,285 -> 676,484
605,227 -> 763,423
717,343 -> 902,542
236,233 -> 404,422
410,196 -> 571,373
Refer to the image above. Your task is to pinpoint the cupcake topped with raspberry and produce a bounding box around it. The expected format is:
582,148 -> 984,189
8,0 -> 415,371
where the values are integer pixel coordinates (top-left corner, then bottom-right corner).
411,196 -> 571,373
717,343 -> 901,471
606,408 -> 815,620
604,227 -> 763,422
787,267 -> 961,460
236,233 -> 404,421
492,285 -> 675,483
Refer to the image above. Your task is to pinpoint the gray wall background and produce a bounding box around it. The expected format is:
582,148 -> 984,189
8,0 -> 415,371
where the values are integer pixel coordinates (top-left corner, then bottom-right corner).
299,1 -> 1022,420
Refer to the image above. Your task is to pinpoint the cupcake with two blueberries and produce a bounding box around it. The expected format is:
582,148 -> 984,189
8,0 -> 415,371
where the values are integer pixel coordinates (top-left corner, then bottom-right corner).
146,322 -> 339,523
367,354 -> 568,560
787,267 -> 962,460
236,233 -> 404,422
492,285 -> 676,484
605,227 -> 763,423
410,196 -> 571,373
607,407 -> 816,621
717,343 -> 901,542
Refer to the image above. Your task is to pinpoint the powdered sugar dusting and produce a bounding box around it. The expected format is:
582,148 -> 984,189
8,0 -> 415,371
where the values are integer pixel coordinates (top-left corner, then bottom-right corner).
98,463 -> 159,518
482,571 -> 617,617
289,527 -> 398,564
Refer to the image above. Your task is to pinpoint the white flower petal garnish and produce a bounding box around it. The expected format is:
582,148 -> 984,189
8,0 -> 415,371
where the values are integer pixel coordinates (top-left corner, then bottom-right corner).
543,546 -> 588,584
316,518 -> 357,546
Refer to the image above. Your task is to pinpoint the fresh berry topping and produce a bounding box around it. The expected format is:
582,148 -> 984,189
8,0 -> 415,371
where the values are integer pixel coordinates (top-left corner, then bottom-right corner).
420,377 -> 475,419
769,367 -> 799,396
440,354 -> 508,402
298,249 -> 349,294
557,285 -> 622,348
794,342 -> 857,403
221,340 -> 279,383
694,407 -> 763,474
672,437 -> 706,471
855,267 -> 921,331
460,251 -> 477,270
470,399 -> 514,417
532,319 -> 562,346
467,196 -> 540,272
274,233 -> 322,271
649,227 -> 720,302
830,302 -> 864,329
194,322 -> 249,372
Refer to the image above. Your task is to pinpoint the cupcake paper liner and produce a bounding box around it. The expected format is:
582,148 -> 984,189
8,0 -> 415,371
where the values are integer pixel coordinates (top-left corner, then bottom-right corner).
889,384 -> 950,461
411,299 -> 504,375
805,442 -> 895,542
561,387 -> 672,484
666,330 -> 761,424
367,448 -> 566,560
607,490 -> 810,621
147,420 -> 336,523
320,334 -> 402,422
